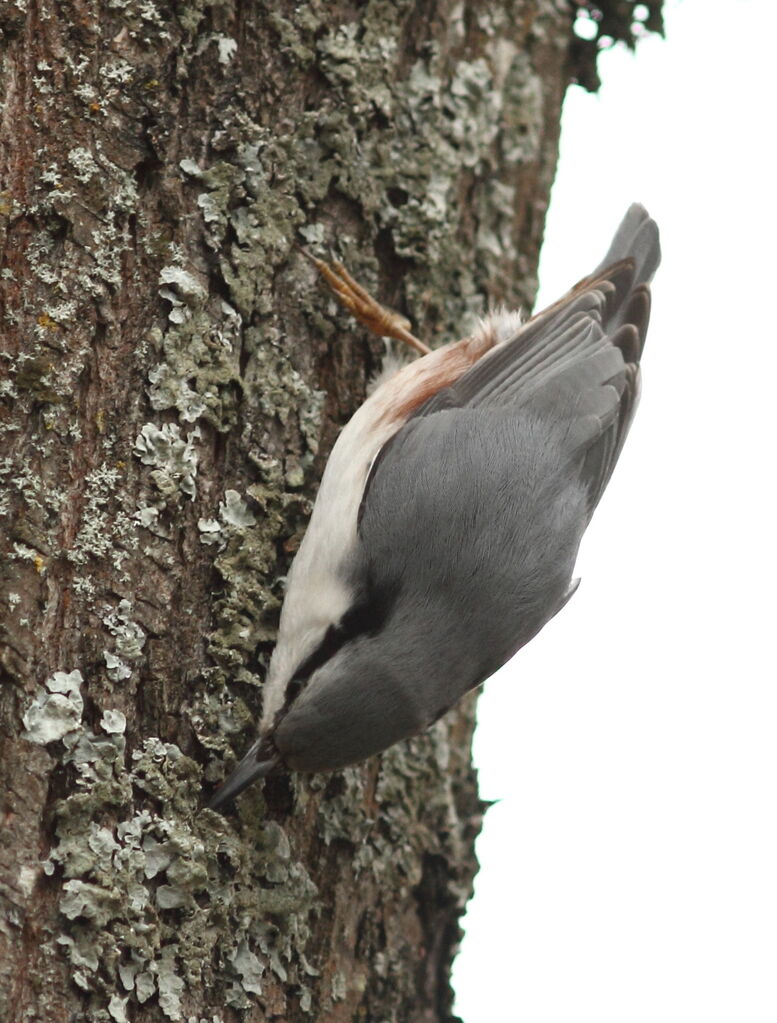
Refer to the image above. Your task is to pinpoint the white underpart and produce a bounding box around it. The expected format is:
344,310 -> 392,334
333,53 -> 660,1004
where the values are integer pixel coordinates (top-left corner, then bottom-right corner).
366,340 -> 413,396
485,307 -> 524,345
259,312 -> 523,730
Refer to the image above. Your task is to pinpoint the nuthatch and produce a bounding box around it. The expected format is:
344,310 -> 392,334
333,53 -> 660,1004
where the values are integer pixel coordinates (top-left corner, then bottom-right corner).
208,204 -> 660,809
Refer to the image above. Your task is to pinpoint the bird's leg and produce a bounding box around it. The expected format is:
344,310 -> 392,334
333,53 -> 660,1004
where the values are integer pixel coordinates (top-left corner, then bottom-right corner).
300,247 -> 430,356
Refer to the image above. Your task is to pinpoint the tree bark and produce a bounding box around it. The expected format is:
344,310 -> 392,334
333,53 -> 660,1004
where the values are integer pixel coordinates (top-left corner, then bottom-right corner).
0,1 -> 659,1020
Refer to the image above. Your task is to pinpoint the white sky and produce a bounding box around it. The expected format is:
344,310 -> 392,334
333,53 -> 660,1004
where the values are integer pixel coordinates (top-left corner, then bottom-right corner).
453,1 -> 777,1020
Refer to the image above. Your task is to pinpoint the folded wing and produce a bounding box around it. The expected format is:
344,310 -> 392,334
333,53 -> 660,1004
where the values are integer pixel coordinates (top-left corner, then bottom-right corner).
405,203 -> 660,515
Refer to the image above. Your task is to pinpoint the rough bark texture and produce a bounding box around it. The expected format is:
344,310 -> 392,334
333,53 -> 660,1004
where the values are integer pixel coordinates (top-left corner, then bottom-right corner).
0,1 -> 660,1021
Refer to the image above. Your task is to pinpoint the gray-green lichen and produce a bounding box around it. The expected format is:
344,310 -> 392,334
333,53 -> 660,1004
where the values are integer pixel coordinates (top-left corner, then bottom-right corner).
102,599 -> 146,683
67,466 -> 141,576
305,2 -> 550,321
30,679 -> 318,1020
22,669 -> 85,745
134,422 -> 201,503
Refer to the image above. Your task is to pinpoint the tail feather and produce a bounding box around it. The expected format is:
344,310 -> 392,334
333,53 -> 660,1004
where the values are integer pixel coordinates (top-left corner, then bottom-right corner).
593,202 -> 661,283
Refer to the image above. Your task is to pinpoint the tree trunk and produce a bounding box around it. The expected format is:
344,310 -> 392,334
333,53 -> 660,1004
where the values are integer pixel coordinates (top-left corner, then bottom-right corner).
0,1 -> 659,1020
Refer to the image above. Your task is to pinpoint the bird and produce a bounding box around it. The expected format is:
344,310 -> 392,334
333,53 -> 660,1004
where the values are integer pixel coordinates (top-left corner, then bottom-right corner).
207,203 -> 660,810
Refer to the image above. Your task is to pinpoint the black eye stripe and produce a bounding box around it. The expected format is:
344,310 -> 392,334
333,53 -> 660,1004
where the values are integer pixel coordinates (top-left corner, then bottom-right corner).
282,580 -> 399,705
284,624 -> 344,701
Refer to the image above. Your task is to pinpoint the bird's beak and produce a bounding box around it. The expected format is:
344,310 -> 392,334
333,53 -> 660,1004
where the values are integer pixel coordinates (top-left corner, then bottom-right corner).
207,739 -> 278,810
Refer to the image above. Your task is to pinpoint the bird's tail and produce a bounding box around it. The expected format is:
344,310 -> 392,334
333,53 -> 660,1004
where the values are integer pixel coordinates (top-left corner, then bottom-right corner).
593,202 -> 661,286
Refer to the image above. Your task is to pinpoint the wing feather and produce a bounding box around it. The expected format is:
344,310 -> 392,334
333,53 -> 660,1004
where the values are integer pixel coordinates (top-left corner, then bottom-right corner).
403,204 -> 660,513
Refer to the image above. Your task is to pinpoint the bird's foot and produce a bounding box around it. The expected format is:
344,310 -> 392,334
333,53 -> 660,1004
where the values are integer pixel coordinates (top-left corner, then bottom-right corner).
300,247 -> 430,356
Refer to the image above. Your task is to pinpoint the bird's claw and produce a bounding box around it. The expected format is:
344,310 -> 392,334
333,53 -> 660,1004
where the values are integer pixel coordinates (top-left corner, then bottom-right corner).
299,245 -> 430,356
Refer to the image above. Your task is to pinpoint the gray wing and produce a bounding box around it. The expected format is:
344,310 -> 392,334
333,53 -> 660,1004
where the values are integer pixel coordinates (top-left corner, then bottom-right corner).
356,407 -> 593,716
410,204 -> 660,515
349,205 -> 659,717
